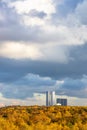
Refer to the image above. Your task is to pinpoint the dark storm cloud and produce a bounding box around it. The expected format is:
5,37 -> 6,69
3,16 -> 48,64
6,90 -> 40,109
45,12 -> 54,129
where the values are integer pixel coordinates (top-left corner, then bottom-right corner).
1,43 -> 87,83
29,9 -> 47,18
61,78 -> 84,90
70,43 -> 87,61
14,73 -> 55,87
1,73 -> 56,99
1,43 -> 87,99
1,84 -> 33,99
56,76 -> 87,98
0,1 -> 22,41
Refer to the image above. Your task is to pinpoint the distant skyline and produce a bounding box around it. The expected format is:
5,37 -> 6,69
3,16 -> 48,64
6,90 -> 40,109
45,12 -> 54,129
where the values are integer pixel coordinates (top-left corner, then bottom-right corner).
0,0 -> 87,106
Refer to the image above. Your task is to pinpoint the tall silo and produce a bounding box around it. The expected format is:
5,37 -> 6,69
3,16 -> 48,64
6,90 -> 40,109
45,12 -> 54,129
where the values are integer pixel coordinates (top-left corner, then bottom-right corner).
46,91 -> 56,106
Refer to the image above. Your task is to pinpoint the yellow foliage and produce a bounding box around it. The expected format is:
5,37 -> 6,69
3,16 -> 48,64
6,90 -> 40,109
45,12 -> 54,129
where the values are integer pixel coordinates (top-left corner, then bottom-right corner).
0,106 -> 87,129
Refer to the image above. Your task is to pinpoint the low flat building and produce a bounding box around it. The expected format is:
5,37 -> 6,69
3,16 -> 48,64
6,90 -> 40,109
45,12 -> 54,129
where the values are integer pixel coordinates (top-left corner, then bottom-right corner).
56,98 -> 67,106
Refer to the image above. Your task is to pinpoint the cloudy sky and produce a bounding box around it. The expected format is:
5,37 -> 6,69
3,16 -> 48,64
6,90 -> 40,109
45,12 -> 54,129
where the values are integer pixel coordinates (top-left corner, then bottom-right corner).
0,0 -> 87,106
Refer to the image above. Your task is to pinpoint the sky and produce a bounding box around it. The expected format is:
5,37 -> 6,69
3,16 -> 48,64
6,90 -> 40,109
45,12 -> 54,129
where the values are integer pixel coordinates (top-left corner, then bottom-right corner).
0,0 -> 87,106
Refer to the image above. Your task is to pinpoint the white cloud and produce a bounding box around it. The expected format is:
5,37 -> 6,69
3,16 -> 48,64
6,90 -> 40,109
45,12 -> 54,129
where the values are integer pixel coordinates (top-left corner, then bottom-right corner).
0,42 -> 43,60
7,0 -> 56,27
9,0 -> 55,15
0,92 -> 46,106
41,24 -> 87,45
0,42 -> 70,63
6,0 -> 56,28
22,16 -> 45,26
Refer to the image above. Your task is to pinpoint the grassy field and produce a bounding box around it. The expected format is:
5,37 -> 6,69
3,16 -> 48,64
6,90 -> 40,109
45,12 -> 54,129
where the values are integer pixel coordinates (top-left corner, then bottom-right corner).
0,105 -> 87,130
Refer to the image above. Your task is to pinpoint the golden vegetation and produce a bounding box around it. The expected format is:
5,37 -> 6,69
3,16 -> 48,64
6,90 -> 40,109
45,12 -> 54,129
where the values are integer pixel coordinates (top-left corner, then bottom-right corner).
0,106 -> 87,130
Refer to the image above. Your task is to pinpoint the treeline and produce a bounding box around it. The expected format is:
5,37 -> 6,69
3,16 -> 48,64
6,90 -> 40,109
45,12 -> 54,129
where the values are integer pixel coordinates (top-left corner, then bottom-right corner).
0,105 -> 87,129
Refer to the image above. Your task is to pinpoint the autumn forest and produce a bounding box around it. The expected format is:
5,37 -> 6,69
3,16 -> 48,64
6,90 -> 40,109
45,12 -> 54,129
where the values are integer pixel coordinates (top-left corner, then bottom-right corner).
0,106 -> 87,130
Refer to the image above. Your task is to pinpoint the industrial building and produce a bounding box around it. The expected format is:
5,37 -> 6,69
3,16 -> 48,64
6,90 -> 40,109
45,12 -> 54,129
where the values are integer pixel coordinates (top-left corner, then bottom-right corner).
56,98 -> 67,106
46,91 -> 67,106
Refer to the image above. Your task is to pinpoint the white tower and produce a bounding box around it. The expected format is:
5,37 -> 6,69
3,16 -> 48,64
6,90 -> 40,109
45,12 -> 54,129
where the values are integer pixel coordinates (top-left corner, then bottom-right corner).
46,91 -> 56,106
51,91 -> 56,105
